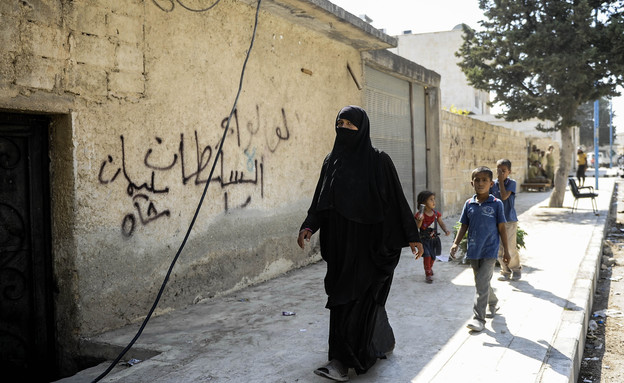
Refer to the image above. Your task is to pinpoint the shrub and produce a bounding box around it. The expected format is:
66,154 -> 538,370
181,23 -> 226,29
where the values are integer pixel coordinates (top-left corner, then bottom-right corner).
452,222 -> 527,257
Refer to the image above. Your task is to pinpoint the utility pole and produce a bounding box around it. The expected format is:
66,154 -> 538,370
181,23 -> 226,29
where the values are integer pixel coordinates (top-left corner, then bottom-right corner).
594,99 -> 599,190
610,99 -> 613,168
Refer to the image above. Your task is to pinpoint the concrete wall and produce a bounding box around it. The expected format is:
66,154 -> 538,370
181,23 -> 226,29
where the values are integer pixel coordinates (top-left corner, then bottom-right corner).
440,111 -> 528,216
471,116 -> 567,174
1,0 -> 400,368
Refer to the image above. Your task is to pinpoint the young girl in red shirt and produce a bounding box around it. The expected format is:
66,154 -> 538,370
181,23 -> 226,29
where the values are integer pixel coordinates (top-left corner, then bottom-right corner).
415,191 -> 451,283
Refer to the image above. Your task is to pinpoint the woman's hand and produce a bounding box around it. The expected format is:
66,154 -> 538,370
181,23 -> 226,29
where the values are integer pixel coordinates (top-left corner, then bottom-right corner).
410,241 -> 424,260
297,229 -> 312,249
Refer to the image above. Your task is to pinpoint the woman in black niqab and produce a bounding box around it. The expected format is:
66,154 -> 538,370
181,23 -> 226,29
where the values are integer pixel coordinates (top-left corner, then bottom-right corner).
297,106 -> 423,380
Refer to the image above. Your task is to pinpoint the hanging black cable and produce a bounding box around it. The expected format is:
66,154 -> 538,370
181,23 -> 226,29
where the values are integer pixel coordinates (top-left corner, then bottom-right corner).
91,1 -> 262,381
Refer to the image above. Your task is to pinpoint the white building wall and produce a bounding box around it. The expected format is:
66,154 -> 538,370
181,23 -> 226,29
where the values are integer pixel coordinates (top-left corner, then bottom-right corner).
391,28 -> 490,115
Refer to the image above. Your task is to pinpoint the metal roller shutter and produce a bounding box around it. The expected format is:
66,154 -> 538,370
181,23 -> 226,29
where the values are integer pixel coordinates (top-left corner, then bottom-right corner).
411,83 -> 427,197
364,66 -> 427,210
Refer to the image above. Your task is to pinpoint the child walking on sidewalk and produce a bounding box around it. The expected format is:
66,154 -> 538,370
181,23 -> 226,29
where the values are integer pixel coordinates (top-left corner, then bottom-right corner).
450,167 -> 510,332
490,159 -> 522,281
415,191 -> 451,283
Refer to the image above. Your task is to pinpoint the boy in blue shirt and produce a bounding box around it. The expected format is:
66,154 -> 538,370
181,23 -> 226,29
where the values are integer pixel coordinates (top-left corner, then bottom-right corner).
490,159 -> 521,281
451,166 -> 510,332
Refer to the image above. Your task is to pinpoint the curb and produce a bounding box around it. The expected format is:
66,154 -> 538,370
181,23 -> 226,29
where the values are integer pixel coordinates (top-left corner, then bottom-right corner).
538,181 -> 616,382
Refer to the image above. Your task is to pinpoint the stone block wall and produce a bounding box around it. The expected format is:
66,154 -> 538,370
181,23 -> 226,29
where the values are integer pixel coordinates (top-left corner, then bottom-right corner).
440,111 -> 528,216
1,0 -> 146,101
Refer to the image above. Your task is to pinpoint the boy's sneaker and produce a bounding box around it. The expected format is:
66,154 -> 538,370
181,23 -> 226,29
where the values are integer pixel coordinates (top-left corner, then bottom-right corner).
497,273 -> 511,281
511,270 -> 522,281
425,275 -> 433,284
467,319 -> 484,332
485,305 -> 499,318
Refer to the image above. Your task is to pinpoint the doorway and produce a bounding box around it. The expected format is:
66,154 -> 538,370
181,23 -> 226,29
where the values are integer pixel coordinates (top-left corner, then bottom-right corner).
0,113 -> 56,381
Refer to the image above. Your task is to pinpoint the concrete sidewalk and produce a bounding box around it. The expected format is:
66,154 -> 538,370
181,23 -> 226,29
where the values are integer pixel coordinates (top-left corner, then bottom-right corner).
62,178 -> 618,383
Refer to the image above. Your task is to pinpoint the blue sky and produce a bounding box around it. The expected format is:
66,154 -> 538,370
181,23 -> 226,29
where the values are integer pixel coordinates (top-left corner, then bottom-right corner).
331,0 -> 485,35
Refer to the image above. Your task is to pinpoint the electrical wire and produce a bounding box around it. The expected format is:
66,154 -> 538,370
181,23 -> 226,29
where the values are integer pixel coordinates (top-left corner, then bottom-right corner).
91,0 -> 262,381
151,0 -> 222,13
177,0 -> 221,13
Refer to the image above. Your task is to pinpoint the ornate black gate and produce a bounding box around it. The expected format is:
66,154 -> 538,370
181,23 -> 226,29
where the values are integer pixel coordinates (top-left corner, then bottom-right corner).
0,113 -> 56,381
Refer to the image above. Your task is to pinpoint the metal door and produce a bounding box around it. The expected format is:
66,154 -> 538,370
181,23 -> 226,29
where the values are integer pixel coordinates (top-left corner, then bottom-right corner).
0,113 -> 55,381
411,83 -> 427,195
365,66 -> 428,209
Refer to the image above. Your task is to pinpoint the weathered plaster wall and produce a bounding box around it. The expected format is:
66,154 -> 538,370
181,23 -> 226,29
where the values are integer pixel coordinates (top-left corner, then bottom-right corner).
76,1 -> 368,333
440,111 -> 528,216
0,0 -> 368,358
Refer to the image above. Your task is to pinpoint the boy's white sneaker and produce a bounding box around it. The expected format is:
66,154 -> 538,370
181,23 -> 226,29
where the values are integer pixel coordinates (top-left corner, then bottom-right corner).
467,319 -> 484,332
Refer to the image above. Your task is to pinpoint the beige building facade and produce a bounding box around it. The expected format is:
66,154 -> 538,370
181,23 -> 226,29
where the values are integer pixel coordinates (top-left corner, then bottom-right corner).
1,1 -> 544,379
0,0 -> 443,379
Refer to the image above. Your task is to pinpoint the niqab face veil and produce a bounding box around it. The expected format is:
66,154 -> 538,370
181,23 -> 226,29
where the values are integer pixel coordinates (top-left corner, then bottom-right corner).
315,106 -> 385,224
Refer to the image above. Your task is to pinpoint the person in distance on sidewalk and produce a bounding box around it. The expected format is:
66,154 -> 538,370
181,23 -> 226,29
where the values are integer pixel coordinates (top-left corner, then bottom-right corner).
297,106 -> 423,381
490,159 -> 522,281
450,166 -> 510,332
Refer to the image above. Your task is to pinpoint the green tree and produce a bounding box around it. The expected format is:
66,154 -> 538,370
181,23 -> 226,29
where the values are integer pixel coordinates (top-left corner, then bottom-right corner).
576,97 -> 617,148
457,0 -> 624,207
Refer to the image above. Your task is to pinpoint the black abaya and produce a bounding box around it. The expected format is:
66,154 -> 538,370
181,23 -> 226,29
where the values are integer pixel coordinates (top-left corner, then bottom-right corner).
301,149 -> 420,374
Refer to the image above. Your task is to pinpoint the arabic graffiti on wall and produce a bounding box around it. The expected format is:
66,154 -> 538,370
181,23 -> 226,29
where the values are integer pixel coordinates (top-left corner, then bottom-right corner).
98,106 -> 294,237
